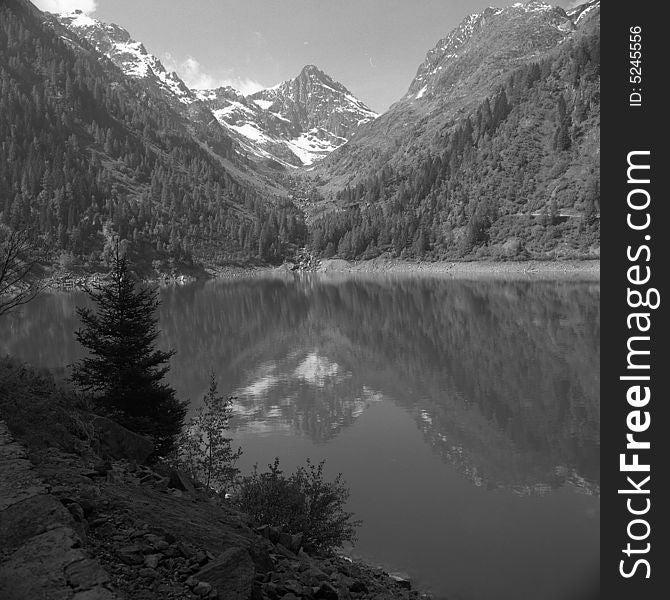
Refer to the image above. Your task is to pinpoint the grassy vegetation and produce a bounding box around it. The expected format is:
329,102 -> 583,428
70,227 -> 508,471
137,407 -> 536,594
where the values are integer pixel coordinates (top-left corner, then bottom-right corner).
0,356 -> 93,454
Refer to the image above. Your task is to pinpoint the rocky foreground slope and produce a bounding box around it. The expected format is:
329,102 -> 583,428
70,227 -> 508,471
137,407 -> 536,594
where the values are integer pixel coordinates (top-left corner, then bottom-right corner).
0,421 -> 115,599
0,418 -> 426,600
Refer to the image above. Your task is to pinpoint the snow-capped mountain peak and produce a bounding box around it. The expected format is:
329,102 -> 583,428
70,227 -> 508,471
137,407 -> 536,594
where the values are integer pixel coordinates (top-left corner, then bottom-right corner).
53,13 -> 378,168
197,65 -> 378,167
405,0 -> 588,102
252,64 -> 378,125
54,10 -> 194,104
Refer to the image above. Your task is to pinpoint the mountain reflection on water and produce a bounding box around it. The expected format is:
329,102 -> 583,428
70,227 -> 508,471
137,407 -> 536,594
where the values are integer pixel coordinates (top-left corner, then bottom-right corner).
156,275 -> 599,496
0,275 -> 599,496
0,273 -> 600,600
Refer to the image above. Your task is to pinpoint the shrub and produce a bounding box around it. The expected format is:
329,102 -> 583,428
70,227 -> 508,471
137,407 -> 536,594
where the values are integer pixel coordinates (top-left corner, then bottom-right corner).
172,372 -> 242,491
234,457 -> 361,553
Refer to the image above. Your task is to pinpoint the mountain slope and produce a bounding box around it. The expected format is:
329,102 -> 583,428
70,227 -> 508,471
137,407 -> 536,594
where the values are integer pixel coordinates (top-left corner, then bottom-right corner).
51,9 -> 294,200
566,0 -> 600,23
250,65 -> 378,159
55,10 -> 195,106
316,0 -> 594,187
405,1 -> 576,100
0,0 -> 306,272
198,65 -> 378,168
306,0 -> 600,261
53,12 -> 377,169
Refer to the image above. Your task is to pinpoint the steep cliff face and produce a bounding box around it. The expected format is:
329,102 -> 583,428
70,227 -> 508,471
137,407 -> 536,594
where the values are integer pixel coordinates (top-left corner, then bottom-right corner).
198,65 -> 378,167
195,85 -> 307,167
250,65 -> 377,144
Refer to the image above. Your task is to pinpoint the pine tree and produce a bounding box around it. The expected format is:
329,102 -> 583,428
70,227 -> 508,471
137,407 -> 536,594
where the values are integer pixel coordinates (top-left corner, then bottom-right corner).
71,241 -> 186,456
176,372 -> 242,491
553,120 -> 571,151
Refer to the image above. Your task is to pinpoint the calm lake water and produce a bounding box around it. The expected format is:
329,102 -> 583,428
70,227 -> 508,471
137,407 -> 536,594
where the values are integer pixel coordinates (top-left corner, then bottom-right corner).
0,274 -> 600,600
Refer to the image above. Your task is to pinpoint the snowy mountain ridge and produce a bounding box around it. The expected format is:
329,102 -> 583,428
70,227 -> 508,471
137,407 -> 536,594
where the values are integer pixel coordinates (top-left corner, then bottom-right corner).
405,0 -> 588,101
197,65 -> 378,167
52,11 -> 377,168
55,10 -> 196,105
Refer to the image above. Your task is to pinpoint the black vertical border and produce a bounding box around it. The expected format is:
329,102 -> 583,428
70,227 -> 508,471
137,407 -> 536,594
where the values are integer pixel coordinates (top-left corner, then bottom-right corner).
601,2 -> 667,599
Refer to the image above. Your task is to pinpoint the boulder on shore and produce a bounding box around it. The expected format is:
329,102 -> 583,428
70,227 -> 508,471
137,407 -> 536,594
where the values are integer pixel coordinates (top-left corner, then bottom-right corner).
194,546 -> 255,600
92,416 -> 153,464
167,469 -> 196,494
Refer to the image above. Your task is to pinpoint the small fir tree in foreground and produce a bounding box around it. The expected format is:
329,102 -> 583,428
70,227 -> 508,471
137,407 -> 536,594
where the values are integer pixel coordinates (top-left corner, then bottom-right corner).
71,241 -> 186,456
177,372 -> 242,491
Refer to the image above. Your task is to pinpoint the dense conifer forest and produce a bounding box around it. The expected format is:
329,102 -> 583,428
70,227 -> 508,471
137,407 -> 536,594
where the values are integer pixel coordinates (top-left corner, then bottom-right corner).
308,25 -> 600,260
0,0 -> 307,273
0,0 -> 600,271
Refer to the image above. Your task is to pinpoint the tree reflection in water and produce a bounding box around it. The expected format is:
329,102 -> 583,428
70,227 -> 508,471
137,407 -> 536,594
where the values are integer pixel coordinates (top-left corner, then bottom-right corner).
0,274 -> 599,495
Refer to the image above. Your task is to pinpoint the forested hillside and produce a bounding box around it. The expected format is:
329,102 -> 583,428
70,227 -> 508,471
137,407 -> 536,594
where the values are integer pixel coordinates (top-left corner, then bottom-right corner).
0,0 -> 307,272
0,0 -> 600,271
308,2 -> 600,261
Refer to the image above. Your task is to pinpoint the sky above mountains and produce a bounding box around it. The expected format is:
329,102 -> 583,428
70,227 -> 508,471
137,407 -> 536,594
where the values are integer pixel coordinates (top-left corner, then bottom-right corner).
35,0 -> 577,113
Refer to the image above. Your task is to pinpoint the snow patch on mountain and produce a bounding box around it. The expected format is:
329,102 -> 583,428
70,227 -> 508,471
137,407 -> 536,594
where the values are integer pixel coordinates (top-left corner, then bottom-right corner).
512,1 -> 553,12
62,10 -> 96,28
253,99 -> 273,110
55,10 -> 195,105
407,0 -> 587,99
228,122 -> 273,145
567,0 -> 600,24
194,89 -> 217,102
198,65 -> 377,167
285,131 -> 342,166
54,13 -> 377,167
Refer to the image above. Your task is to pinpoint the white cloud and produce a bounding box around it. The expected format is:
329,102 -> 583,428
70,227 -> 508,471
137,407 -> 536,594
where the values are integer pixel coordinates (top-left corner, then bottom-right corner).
163,55 -> 217,89
221,76 -> 266,95
33,0 -> 98,14
163,53 -> 265,94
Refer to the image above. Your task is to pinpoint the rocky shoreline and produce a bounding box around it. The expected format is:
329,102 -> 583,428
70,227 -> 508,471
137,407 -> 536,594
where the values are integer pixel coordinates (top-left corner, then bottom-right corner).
38,257 -> 600,294
219,256 -> 600,280
312,257 -> 600,279
42,272 -> 200,292
0,419 -> 432,600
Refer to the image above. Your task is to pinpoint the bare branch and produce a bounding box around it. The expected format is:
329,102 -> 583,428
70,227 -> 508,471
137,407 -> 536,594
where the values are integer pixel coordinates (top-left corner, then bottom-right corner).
0,224 -> 48,318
